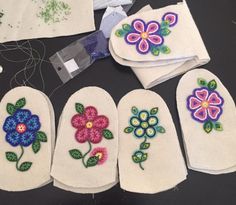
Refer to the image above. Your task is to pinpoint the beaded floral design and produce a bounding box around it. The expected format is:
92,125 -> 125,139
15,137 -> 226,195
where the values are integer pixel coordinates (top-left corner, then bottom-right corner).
69,103 -> 113,168
187,78 -> 224,133
115,12 -> 178,56
3,98 -> 47,172
124,106 -> 165,170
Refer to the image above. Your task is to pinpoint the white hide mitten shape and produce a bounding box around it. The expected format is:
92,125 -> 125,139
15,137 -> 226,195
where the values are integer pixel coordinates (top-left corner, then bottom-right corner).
118,89 -> 187,194
177,69 -> 236,174
51,87 -> 118,193
0,86 -> 54,191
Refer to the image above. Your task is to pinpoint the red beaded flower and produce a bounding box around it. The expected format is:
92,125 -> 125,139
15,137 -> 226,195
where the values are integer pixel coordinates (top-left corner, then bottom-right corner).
69,103 -> 113,168
71,106 -> 109,144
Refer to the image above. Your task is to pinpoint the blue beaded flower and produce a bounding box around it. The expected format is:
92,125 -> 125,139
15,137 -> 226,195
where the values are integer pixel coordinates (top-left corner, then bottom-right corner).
3,98 -> 47,172
3,109 -> 41,147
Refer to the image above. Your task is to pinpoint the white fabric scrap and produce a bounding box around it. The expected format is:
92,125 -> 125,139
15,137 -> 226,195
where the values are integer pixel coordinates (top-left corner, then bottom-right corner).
100,6 -> 127,38
94,0 -> 133,10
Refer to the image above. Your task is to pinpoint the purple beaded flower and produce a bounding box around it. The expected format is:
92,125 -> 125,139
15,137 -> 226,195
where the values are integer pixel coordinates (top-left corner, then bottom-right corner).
187,88 -> 224,123
115,12 -> 178,56
125,19 -> 164,54
186,78 -> 225,134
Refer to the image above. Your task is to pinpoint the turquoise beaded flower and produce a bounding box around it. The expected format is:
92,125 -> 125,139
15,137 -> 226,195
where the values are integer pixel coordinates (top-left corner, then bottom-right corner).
124,106 -> 165,170
129,110 -> 159,138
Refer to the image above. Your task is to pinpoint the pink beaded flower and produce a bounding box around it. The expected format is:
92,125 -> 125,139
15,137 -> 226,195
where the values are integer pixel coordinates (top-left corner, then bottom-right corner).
187,78 -> 224,133
71,106 -> 109,144
90,147 -> 108,165
187,88 -> 224,123
125,19 -> 164,54
69,103 -> 113,168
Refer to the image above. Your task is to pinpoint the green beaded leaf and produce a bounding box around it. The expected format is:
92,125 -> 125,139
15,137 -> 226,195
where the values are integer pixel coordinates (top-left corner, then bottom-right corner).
207,80 -> 217,90
131,107 -> 139,115
140,142 -> 150,150
36,131 -> 47,142
214,122 -> 223,131
103,129 -> 114,139
15,98 -> 26,109
151,46 -> 160,56
6,152 -> 18,162
122,24 -> 132,32
160,28 -> 171,36
131,106 -> 139,115
150,107 -> 159,115
32,140 -> 41,154
197,78 -> 208,87
19,162 -> 32,172
132,151 -> 144,163
115,29 -> 126,37
160,45 -> 171,54
203,121 -> 213,133
141,153 -> 148,162
86,156 -> 99,167
7,103 -> 16,115
156,126 -> 166,133
150,46 -> 160,56
69,149 -> 83,159
132,155 -> 141,163
124,127 -> 134,133
75,103 -> 84,114
161,20 -> 170,28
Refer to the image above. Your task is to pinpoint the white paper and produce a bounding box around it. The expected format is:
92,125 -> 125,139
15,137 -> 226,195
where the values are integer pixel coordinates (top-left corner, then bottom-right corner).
64,59 -> 80,74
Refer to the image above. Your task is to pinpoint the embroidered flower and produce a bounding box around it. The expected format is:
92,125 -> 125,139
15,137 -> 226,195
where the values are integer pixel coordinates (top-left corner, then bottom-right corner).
129,110 -> 159,138
124,106 -> 165,170
115,12 -> 178,56
71,106 -> 109,144
69,103 -> 113,168
187,88 -> 224,122
125,19 -> 164,54
3,98 -> 47,172
90,147 -> 108,165
187,78 -> 224,133
3,109 -> 40,147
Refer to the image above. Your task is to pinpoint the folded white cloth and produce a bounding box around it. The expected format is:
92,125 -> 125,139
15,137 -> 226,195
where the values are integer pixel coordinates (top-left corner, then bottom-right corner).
109,1 -> 210,88
0,86 -> 54,191
51,87 -> 118,193
118,89 -> 187,193
0,0 -> 95,43
177,69 -> 236,174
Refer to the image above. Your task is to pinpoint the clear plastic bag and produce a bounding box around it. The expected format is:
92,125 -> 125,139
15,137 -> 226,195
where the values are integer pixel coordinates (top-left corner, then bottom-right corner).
50,30 -> 110,83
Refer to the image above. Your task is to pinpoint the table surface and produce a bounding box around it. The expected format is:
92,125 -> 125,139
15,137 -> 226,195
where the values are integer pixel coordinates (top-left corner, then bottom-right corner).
0,0 -> 235,205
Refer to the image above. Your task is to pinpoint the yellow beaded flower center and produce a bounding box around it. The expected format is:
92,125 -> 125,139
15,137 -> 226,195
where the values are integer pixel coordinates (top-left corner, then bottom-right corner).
201,101 -> 209,108
86,121 -> 93,129
141,32 -> 149,39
